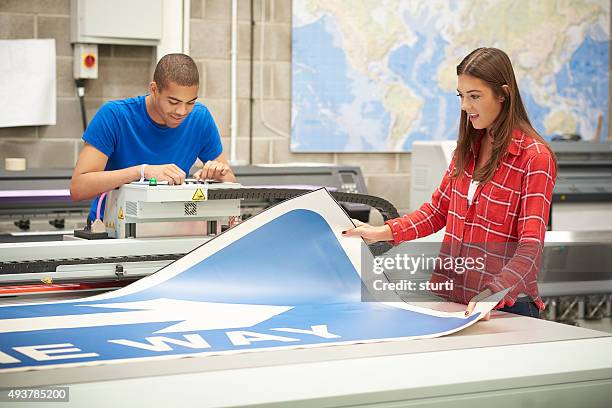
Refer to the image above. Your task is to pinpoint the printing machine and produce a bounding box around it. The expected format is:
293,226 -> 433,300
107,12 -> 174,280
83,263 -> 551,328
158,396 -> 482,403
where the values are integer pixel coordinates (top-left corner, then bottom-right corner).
0,165 -> 387,298
101,179 -> 242,239
0,169 -> 90,241
0,165 -> 370,239
0,179 -> 243,298
0,168 -> 612,406
549,142 -> 612,231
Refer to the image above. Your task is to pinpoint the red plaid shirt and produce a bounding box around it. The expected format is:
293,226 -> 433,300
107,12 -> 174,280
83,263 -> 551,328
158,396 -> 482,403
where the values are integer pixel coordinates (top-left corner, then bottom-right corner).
386,130 -> 556,309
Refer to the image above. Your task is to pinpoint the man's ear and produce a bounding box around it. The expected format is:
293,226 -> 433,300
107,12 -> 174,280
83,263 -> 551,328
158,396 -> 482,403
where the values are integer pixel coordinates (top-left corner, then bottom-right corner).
149,81 -> 159,96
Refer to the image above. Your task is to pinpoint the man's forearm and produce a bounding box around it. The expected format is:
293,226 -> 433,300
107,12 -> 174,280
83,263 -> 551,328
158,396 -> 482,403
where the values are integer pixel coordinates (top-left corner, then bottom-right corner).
70,166 -> 141,201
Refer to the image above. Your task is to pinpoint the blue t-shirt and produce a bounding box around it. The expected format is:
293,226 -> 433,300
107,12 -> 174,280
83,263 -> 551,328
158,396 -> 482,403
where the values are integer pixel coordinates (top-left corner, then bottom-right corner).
83,95 -> 223,220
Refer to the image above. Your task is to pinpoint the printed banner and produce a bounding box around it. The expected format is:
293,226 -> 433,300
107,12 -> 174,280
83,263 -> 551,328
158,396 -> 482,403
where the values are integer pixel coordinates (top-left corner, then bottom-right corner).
0,189 -> 503,372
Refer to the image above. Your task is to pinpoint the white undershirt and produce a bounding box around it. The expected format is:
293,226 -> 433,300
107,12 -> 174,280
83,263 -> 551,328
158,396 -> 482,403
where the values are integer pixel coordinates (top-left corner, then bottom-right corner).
467,180 -> 479,206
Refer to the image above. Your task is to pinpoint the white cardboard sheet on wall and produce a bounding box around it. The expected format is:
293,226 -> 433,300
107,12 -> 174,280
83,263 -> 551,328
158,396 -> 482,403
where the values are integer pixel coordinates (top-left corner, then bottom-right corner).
0,39 -> 56,127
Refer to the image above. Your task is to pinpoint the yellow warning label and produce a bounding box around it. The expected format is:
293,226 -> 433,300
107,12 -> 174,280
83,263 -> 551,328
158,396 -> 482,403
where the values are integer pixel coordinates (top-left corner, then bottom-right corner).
192,188 -> 206,201
41,277 -> 53,284
118,207 -> 124,220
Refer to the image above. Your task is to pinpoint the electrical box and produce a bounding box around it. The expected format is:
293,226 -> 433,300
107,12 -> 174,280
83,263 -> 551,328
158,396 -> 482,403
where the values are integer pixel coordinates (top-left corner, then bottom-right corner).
71,0 -> 162,46
73,43 -> 98,79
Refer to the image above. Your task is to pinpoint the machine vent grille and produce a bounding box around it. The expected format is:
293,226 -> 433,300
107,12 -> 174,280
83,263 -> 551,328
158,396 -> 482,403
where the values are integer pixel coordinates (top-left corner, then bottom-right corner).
126,201 -> 137,215
185,202 -> 197,216
413,166 -> 429,189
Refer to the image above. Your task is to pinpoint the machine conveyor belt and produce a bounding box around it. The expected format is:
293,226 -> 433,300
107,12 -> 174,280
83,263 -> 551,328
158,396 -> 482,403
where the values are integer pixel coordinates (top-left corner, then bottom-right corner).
0,253 -> 183,275
208,188 -> 400,220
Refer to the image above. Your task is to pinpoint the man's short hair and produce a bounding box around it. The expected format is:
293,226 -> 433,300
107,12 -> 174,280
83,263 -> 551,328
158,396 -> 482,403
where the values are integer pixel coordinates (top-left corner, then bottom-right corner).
153,53 -> 199,91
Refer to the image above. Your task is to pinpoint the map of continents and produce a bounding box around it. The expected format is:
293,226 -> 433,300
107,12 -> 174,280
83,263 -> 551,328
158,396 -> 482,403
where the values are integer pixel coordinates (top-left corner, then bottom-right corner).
291,0 -> 610,152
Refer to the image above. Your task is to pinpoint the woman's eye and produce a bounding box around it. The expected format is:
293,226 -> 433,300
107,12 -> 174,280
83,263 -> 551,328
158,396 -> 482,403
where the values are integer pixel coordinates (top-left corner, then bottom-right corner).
471,95 -> 480,100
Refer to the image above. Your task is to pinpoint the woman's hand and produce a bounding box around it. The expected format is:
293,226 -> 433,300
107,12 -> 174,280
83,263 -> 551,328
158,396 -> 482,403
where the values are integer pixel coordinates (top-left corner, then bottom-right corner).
465,288 -> 495,320
342,219 -> 393,244
465,302 -> 491,321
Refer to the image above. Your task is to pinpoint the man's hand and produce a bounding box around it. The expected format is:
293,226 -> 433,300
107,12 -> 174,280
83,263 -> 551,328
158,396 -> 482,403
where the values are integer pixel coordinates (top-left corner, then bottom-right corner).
145,164 -> 186,185
194,160 -> 234,182
342,219 -> 393,244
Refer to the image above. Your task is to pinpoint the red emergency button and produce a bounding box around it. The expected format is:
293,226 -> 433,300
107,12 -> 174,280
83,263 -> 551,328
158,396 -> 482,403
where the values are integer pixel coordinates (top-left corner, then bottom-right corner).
84,54 -> 96,68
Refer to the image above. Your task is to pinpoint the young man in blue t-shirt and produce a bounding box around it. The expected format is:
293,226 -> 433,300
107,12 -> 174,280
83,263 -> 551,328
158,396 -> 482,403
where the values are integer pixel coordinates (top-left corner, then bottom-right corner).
70,53 -> 235,220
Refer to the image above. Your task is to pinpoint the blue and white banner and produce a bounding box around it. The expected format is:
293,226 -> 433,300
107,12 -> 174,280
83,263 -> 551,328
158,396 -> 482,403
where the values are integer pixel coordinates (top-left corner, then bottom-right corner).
0,189 -> 502,372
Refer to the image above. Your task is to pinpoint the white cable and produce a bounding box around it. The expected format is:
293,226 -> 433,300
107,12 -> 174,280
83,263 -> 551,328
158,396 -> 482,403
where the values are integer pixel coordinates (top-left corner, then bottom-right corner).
259,0 -> 290,138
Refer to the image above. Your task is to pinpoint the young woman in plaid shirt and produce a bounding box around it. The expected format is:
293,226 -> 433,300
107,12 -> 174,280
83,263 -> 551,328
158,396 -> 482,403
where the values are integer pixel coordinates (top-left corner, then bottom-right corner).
345,48 -> 557,319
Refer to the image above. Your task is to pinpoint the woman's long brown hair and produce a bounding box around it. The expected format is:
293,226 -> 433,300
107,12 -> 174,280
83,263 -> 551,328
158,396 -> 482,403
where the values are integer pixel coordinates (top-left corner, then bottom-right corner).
451,48 -> 556,183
